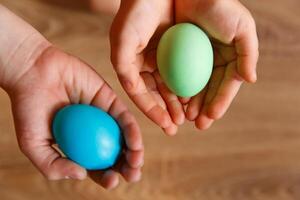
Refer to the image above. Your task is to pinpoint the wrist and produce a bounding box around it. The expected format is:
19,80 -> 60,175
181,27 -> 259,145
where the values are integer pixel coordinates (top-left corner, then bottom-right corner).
0,5 -> 51,91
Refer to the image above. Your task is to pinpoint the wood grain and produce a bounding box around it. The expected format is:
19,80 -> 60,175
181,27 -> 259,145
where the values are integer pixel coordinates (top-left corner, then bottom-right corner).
0,0 -> 300,199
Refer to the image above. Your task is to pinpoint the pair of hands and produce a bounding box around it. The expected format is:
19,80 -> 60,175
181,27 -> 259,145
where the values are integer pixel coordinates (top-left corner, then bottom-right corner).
6,0 -> 258,190
110,0 -> 259,135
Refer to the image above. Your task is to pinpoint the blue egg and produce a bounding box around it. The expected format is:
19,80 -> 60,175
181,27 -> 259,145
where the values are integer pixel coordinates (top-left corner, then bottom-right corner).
52,104 -> 123,170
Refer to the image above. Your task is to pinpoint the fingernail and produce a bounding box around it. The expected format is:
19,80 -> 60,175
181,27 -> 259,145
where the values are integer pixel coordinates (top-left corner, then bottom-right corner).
176,114 -> 185,125
132,170 -> 142,182
140,160 -> 145,167
164,124 -> 177,136
248,72 -> 257,83
69,171 -> 87,180
253,72 -> 258,82
161,115 -> 171,129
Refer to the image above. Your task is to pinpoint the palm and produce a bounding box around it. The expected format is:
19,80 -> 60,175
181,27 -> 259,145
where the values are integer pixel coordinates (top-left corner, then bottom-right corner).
9,47 -> 143,189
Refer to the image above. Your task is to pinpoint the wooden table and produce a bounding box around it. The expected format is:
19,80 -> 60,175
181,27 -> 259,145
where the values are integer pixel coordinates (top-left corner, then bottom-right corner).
0,0 -> 300,199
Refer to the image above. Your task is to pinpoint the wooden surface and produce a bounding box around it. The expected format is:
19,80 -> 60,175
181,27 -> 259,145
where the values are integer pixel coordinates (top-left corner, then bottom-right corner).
1,0 -> 300,199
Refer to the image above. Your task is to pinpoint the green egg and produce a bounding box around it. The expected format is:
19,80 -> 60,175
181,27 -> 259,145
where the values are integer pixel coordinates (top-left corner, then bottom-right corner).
157,23 -> 214,97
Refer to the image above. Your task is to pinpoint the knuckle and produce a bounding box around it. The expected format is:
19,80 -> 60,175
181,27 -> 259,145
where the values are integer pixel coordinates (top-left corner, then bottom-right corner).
248,14 -> 257,27
18,138 -> 31,156
19,144 -> 29,155
232,70 -> 244,82
110,53 -> 132,76
196,121 -> 211,130
119,75 -> 136,93
209,108 -> 223,120
40,160 -> 61,180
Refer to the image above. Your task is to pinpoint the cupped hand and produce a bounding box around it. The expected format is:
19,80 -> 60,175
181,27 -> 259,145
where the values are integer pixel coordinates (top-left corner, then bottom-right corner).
110,0 -> 185,135
176,0 -> 259,129
7,46 -> 144,189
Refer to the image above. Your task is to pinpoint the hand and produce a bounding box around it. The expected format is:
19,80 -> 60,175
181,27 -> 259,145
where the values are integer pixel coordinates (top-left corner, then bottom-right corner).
110,0 -> 184,135
110,0 -> 258,132
7,46 -> 144,189
176,0 -> 259,129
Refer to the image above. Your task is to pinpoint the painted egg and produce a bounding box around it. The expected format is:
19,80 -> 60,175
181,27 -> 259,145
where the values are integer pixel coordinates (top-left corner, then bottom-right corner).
157,23 -> 214,97
52,104 -> 123,170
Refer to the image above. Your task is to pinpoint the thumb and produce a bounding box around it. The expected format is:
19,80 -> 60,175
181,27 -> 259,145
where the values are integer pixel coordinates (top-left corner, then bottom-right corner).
235,15 -> 259,83
11,97 -> 87,180
18,136 -> 87,180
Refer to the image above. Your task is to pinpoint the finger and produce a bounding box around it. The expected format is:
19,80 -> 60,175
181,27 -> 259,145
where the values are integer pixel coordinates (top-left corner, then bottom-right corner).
154,72 -> 185,125
142,53 -> 184,129
18,137 -> 87,180
163,123 -> 178,136
141,72 -> 178,135
117,64 -> 173,129
195,67 -> 225,130
195,114 -> 214,130
113,110 -> 144,169
90,81 -> 117,112
186,88 -> 207,121
141,72 -> 167,109
120,163 -> 142,183
112,153 -> 141,183
131,88 -> 174,132
207,62 -> 243,120
178,97 -> 191,105
114,109 -> 143,151
110,0 -> 173,130
202,67 -> 226,109
125,150 -> 144,168
235,15 -> 259,83
91,84 -> 143,151
89,170 -> 119,190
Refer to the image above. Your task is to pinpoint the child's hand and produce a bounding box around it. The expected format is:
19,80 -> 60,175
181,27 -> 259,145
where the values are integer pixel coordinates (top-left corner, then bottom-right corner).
110,0 -> 258,132
110,0 -> 184,135
176,0 -> 259,129
7,46 -> 144,189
